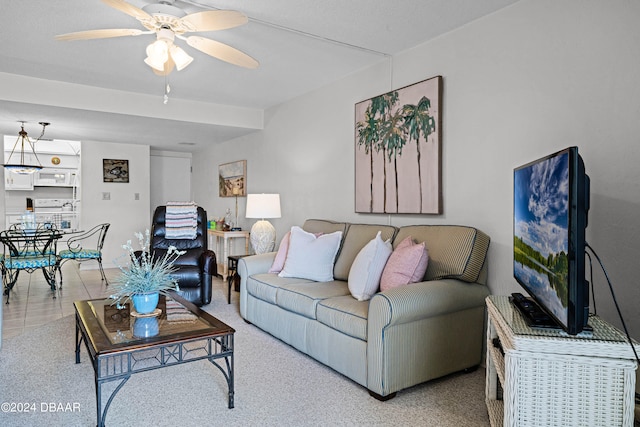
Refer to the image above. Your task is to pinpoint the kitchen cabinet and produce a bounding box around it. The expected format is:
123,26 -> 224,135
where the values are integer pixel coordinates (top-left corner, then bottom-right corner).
4,137 -> 80,189
5,171 -> 34,191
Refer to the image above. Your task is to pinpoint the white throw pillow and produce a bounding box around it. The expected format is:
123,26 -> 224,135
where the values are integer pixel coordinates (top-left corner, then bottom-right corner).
278,226 -> 343,282
348,231 -> 393,301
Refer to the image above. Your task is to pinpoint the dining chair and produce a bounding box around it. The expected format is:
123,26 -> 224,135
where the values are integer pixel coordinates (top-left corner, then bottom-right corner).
0,224 -> 60,303
58,223 -> 110,286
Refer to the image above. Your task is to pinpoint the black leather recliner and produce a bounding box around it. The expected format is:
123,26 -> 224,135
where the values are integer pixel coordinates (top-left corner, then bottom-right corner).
150,206 -> 216,306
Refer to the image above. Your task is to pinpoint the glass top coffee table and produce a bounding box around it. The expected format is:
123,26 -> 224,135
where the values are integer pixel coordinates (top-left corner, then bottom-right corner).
74,292 -> 235,427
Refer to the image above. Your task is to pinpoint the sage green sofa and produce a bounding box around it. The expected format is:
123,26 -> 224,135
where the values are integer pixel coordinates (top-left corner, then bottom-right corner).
238,219 -> 490,400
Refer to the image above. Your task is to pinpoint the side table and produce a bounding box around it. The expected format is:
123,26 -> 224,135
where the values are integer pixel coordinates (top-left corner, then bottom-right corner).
207,229 -> 250,281
485,295 -> 638,426
226,255 -> 250,304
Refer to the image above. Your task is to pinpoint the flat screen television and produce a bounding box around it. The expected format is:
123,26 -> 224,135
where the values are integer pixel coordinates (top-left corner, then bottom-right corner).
513,146 -> 590,335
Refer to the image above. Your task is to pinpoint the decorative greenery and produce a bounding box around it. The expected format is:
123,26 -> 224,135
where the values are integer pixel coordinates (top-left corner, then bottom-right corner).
109,230 -> 185,308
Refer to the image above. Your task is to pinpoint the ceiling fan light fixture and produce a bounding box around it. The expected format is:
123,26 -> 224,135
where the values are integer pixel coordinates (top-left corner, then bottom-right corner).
170,45 -> 193,71
144,54 -> 166,71
145,39 -> 169,71
54,3 -> 258,86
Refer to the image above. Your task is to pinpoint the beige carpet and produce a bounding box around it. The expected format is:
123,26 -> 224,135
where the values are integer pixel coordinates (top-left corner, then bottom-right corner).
0,292 -> 490,426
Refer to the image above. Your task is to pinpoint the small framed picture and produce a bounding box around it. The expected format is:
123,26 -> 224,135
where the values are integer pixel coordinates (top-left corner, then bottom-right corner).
103,159 -> 129,183
219,160 -> 246,197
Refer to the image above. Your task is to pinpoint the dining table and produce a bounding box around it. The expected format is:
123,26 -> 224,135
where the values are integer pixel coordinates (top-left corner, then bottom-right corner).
0,225 -> 80,303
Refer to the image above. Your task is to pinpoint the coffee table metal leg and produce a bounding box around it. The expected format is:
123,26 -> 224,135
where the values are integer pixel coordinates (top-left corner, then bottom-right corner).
208,335 -> 234,408
75,314 -> 83,364
227,351 -> 235,408
96,375 -> 130,427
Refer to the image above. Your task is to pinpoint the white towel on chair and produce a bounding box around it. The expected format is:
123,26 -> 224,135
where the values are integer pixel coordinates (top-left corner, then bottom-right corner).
165,202 -> 198,240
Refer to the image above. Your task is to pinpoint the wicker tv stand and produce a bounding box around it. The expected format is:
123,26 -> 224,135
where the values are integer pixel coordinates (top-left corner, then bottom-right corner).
485,295 -> 637,427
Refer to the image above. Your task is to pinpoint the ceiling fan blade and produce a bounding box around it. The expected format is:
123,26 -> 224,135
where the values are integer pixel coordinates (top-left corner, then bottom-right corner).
101,0 -> 153,21
180,10 -> 248,32
186,36 -> 259,69
55,29 -> 146,41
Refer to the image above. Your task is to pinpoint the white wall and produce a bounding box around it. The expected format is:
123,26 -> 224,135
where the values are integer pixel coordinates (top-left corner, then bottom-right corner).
193,0 -> 640,337
80,140 -> 150,268
150,150 -> 192,218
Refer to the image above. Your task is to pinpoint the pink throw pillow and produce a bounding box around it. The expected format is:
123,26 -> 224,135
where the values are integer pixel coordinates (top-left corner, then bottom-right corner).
268,232 -> 291,273
380,236 -> 429,291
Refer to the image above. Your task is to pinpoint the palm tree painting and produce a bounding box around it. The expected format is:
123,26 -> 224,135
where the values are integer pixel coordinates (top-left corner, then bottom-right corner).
355,76 -> 442,214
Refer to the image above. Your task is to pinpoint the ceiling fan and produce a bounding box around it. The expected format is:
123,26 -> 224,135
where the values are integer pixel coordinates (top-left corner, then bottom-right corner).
55,0 -> 258,76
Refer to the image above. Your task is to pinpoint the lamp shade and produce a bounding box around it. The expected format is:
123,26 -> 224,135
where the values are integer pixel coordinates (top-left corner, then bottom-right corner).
246,194 -> 281,219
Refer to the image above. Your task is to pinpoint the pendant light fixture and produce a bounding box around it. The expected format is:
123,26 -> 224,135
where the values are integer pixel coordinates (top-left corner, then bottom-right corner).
3,121 -> 49,174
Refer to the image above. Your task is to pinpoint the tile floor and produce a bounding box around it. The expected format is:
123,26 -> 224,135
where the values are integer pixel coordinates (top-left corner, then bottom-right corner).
1,263 -> 231,340
1,263 -> 118,339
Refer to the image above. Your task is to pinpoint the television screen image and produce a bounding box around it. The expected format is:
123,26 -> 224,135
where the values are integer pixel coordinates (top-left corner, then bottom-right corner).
513,146 -> 590,335
514,150 -> 570,326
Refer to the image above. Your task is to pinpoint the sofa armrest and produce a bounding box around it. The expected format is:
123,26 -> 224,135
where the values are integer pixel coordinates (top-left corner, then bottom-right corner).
238,252 -> 276,318
369,279 -> 490,327
200,250 -> 217,276
366,279 -> 490,396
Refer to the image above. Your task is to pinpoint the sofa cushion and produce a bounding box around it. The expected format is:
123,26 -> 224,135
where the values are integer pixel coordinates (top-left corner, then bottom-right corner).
332,223 -> 397,281
279,226 -> 342,282
316,295 -> 369,341
276,281 -> 350,319
348,231 -> 393,301
246,273 -> 315,305
302,219 -> 348,236
380,236 -> 429,291
394,225 -> 490,284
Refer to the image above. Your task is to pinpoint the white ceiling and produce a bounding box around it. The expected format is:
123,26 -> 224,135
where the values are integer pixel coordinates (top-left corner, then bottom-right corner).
0,0 -> 518,151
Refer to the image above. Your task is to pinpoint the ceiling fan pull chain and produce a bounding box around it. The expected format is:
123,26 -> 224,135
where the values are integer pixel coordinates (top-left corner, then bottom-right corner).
164,75 -> 171,104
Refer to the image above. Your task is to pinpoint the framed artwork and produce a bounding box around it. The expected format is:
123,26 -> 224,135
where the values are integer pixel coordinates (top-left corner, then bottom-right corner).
103,159 -> 129,183
219,160 -> 246,197
355,75 -> 442,214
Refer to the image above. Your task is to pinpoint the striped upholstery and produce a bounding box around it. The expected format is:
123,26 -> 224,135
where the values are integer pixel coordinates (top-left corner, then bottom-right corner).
331,223 -> 397,281
394,225 -> 490,285
302,219 -> 348,235
246,273 -> 315,305
317,295 -> 369,340
276,281 -> 350,319
239,220 -> 491,399
302,220 -> 398,281
58,249 -> 101,259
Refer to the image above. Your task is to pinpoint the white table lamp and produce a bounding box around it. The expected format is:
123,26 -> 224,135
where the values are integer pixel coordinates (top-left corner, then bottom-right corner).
246,193 -> 281,254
